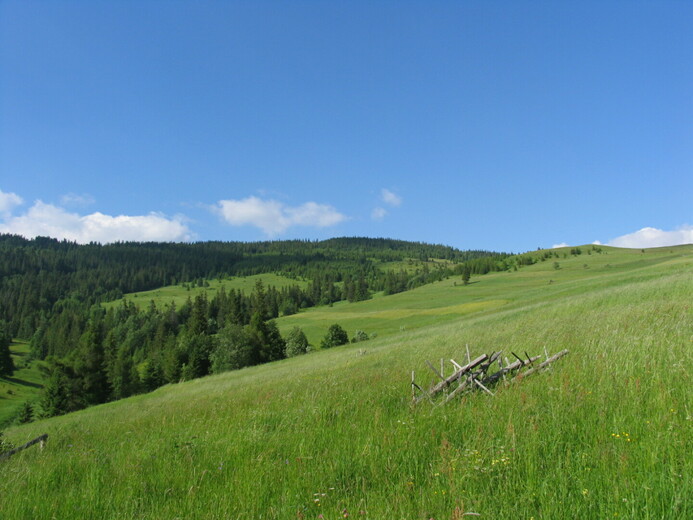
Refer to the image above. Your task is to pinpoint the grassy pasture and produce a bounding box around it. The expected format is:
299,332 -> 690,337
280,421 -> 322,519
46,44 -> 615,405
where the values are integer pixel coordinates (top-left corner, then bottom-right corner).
102,273 -> 308,310
1,245 -> 691,519
0,341 -> 44,427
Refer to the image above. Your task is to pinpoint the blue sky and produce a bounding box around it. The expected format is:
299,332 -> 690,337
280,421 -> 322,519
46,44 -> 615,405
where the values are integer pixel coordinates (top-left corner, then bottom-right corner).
1,1 -> 691,252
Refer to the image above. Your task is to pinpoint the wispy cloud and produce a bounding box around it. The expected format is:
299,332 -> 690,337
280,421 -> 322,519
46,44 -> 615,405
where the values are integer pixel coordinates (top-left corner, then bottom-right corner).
0,200 -> 192,243
371,207 -> 387,221
607,225 -> 693,248
60,192 -> 96,207
215,196 -> 347,236
0,188 -> 24,218
381,188 -> 402,207
552,242 -> 569,249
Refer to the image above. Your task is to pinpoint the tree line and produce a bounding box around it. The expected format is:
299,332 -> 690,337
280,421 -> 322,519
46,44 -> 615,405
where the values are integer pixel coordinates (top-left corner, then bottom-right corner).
32,281 -> 369,419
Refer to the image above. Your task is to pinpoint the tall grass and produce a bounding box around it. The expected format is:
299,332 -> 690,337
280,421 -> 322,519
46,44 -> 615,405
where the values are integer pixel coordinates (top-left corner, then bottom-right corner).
1,248 -> 691,519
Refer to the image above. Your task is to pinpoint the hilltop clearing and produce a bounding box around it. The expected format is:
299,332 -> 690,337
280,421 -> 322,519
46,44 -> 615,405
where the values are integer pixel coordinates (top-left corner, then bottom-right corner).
102,273 -> 310,311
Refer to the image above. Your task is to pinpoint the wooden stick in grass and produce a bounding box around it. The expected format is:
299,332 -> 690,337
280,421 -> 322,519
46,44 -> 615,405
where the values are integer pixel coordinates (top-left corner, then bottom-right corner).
425,360 -> 445,382
516,349 -> 569,380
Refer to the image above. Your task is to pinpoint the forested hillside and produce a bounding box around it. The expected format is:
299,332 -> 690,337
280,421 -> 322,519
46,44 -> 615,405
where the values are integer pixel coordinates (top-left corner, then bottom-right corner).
0,234 -> 508,421
0,235 -> 507,337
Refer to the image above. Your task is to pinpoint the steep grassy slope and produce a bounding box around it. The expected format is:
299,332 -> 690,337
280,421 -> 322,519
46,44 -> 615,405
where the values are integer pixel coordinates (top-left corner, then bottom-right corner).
2,246 -> 691,519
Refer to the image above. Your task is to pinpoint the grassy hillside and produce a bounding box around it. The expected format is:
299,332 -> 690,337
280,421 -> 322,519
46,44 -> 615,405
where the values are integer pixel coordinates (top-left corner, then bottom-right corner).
102,273 -> 309,310
278,245 -> 692,345
2,245 -> 691,519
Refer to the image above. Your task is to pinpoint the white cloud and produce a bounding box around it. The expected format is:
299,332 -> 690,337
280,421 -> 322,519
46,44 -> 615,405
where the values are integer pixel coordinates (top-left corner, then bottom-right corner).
381,188 -> 402,207
0,200 -> 192,243
607,225 -> 693,248
552,242 -> 569,249
0,189 -> 24,218
371,207 -> 387,221
215,196 -> 347,236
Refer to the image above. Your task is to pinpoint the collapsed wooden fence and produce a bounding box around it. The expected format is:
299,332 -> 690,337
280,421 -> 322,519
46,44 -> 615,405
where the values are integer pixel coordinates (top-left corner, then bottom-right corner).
0,434 -> 48,462
412,346 -> 569,404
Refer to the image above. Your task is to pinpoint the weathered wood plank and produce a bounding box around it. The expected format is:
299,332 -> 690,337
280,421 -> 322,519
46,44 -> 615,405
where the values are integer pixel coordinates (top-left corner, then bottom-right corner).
444,376 -> 473,403
482,355 -> 541,386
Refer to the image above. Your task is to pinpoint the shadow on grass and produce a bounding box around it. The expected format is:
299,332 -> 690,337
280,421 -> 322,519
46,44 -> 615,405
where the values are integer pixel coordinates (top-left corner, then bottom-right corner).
1,377 -> 43,389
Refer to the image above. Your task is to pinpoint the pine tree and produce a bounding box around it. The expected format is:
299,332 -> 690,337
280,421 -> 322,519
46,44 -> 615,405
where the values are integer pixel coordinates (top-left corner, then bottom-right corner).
0,321 -> 16,377
261,320 -> 286,363
74,319 -> 110,405
462,267 -> 471,285
17,402 -> 34,424
39,359 -> 79,417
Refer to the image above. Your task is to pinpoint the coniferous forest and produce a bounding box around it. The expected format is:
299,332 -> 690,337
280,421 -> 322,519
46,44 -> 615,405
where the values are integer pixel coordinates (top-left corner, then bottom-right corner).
0,234 -> 509,419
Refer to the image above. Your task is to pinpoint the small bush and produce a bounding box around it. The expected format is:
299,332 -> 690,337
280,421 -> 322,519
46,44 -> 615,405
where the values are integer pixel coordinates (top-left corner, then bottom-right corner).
351,330 -> 370,343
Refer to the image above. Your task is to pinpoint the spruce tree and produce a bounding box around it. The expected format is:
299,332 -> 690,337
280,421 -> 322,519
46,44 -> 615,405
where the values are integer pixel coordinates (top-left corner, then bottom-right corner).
0,321 -> 15,377
18,402 -> 34,424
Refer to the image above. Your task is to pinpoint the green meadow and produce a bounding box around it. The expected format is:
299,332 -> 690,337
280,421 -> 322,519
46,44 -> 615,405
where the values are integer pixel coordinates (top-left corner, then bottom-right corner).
102,273 -> 309,310
1,245 -> 691,519
0,341 -> 44,427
